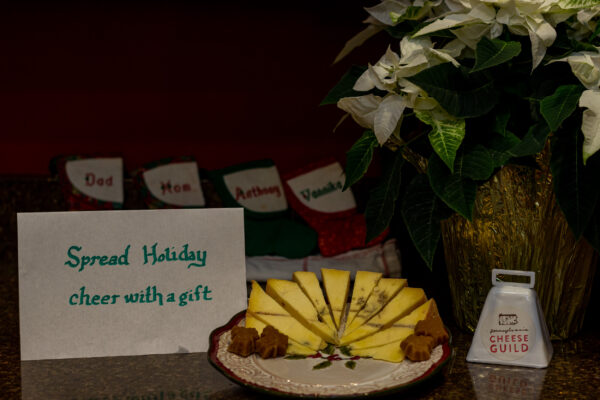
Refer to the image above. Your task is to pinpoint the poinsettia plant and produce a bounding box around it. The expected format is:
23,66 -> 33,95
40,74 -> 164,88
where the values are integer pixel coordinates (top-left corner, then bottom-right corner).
323,0 -> 600,268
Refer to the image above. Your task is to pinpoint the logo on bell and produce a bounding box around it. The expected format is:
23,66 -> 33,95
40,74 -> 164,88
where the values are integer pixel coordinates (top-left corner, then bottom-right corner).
488,312 -> 530,356
499,313 -> 518,325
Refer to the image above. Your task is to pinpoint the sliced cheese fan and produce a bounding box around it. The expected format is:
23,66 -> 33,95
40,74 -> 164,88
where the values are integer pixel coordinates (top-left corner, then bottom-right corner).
243,270 -> 446,363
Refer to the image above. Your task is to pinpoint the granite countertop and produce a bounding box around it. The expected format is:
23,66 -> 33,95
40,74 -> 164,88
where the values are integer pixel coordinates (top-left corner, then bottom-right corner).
8,320 -> 600,400
2,176 -> 600,399
3,248 -> 600,399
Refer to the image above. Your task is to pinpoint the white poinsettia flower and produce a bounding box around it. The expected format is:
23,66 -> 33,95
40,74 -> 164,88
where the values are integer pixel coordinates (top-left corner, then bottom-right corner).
365,0 -> 413,26
413,2 -> 497,37
579,89 -> 600,164
528,23 -> 557,69
414,0 -> 560,70
551,50 -> 600,89
374,94 -> 409,144
443,0 -> 475,13
396,37 -> 440,75
354,36 -> 462,93
344,36 -> 461,145
495,1 -> 557,69
366,0 -> 443,26
339,77 -> 441,145
577,5 -> 600,24
399,80 -> 440,110
452,22 -> 500,49
337,94 -> 383,131
564,6 -> 600,40
354,46 -> 402,91
441,38 -> 469,58
337,94 -> 409,145
550,49 -> 600,163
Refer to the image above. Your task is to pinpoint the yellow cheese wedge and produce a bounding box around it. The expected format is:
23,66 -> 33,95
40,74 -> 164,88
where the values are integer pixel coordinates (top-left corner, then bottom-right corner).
245,312 -> 316,355
247,281 -> 324,350
340,287 -> 426,345
292,271 -> 337,334
286,339 -> 320,355
343,278 -> 406,336
346,271 -> 382,328
346,299 -> 436,351
395,298 -> 440,328
244,311 -> 266,333
350,342 -> 406,363
266,279 -> 337,344
348,326 -> 413,350
321,268 -> 351,331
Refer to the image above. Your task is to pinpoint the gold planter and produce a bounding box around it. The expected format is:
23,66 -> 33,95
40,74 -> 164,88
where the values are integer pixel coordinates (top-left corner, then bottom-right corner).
441,154 -> 598,340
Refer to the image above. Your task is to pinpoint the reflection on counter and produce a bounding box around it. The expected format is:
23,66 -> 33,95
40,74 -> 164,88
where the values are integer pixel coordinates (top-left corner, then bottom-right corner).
468,362 -> 548,400
20,352 -> 261,400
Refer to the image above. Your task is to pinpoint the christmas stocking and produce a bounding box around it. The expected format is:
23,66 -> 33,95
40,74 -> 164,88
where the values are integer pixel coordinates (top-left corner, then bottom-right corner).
208,159 -> 317,258
282,158 -> 388,257
133,156 -> 206,209
52,156 -> 124,210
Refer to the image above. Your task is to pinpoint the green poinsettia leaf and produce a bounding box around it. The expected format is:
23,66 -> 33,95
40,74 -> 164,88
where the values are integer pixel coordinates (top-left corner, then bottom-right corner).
540,85 -> 584,132
507,123 -> 551,158
365,152 -> 404,243
416,110 -> 466,173
344,130 -> 379,191
559,0 -> 600,9
551,121 -> 600,239
570,38 -> 598,53
593,19 -> 600,39
471,36 -> 521,73
407,63 -> 498,118
486,132 -> 522,167
384,20 -> 423,39
481,124 -> 548,169
401,174 -> 453,269
390,6 -> 423,24
320,65 -> 367,106
458,145 -> 495,181
428,153 -> 477,220
493,110 -> 511,137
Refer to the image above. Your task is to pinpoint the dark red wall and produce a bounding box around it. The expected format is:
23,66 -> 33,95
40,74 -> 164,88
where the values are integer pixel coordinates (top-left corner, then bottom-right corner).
0,1 -> 389,175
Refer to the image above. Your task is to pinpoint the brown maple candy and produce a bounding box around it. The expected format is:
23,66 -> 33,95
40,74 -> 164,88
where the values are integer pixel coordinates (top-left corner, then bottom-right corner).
401,334 -> 436,362
415,318 -> 448,346
227,326 -> 259,357
231,326 -> 259,340
256,325 -> 288,359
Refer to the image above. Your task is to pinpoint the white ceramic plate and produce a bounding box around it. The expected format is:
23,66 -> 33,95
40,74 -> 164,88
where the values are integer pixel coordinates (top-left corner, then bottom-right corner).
208,310 -> 453,398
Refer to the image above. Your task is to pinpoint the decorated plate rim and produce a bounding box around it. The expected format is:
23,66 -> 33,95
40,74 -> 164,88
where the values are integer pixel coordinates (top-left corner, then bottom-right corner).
207,310 -> 454,398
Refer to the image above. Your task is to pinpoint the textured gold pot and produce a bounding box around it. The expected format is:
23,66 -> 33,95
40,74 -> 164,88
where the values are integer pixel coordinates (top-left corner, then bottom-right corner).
441,152 -> 597,340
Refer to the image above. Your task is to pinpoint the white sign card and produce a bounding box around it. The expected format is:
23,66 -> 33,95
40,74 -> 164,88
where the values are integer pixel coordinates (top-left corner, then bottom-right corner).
18,208 -> 247,360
